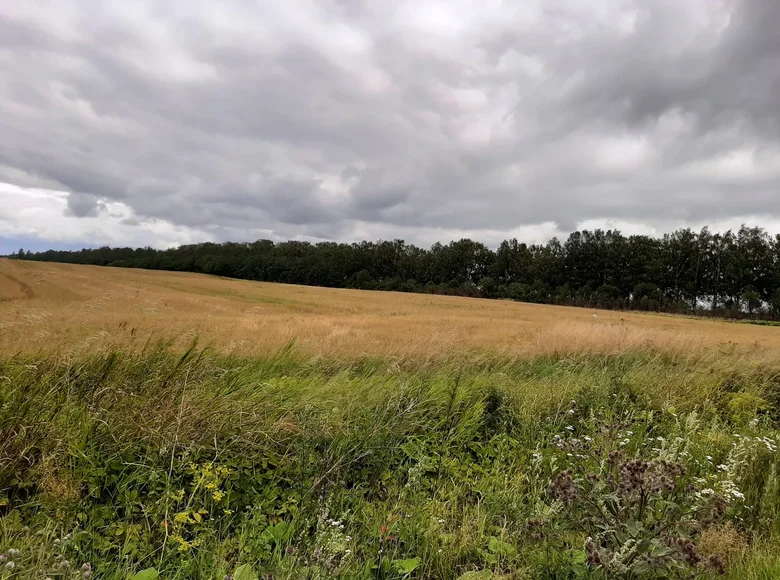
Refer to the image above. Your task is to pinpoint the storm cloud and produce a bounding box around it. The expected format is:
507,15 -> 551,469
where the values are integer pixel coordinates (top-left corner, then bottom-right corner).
1,0 -> 779,248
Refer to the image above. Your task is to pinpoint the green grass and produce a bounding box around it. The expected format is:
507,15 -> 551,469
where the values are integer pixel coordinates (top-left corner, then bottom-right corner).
737,320 -> 780,327
1,344 -> 779,579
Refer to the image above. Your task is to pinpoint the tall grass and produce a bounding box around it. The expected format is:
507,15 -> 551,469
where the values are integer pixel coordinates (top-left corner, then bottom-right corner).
1,343 -> 779,578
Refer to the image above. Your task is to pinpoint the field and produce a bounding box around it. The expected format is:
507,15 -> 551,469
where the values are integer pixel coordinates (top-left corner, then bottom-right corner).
1,259 -> 779,579
3,259 -> 780,360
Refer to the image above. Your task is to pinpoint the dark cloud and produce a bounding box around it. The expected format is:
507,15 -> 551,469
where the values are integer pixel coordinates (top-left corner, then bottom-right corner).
65,192 -> 103,217
0,0 -> 779,247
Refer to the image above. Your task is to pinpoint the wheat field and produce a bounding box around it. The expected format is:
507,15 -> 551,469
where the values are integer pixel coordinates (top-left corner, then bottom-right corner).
2,257 -> 778,360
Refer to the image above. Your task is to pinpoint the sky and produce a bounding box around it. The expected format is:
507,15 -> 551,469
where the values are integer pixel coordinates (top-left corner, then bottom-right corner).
1,0 -> 780,252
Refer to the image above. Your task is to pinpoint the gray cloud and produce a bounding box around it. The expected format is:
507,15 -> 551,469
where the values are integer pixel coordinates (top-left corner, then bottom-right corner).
1,0 -> 779,247
65,192 -> 104,217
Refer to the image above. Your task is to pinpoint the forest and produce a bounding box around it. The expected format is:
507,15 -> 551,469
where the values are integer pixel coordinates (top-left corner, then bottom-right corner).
10,225 -> 780,319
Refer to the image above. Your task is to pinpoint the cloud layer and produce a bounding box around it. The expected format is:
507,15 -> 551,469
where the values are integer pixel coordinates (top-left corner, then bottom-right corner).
1,0 -> 779,248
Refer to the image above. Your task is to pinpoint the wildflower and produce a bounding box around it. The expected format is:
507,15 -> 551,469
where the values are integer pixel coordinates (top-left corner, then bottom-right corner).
585,537 -> 603,566
344,549 -> 352,556
567,409 -> 575,415
223,509 -> 234,515
438,518 -> 445,524
212,489 -> 225,501
706,455 -> 713,461
548,469 -> 579,501
565,425 -> 574,431
82,563 -> 92,572
22,526 -> 30,532
172,535 -> 191,552
5,562 -> 14,570
0,555 -> 5,563
54,539 -> 61,545
669,537 -> 701,567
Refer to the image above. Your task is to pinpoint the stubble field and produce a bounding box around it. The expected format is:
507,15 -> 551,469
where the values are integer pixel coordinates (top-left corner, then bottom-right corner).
1,259 -> 779,579
3,258 -> 779,360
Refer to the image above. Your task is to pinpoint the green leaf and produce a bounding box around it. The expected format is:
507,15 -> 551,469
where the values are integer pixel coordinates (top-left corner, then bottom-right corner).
130,569 -> 159,580
636,538 -> 652,554
233,564 -> 258,580
393,557 -> 421,574
650,542 -> 676,558
457,571 -> 493,580
487,536 -> 516,557
626,520 -> 644,538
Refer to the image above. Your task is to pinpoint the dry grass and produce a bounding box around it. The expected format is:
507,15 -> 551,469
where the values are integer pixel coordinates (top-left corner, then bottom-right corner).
2,258 -> 779,361
698,524 -> 750,566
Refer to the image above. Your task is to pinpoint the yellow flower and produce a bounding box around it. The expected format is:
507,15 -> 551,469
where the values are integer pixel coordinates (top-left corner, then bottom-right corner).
171,535 -> 191,551
174,512 -> 190,524
223,509 -> 234,515
212,490 -> 225,501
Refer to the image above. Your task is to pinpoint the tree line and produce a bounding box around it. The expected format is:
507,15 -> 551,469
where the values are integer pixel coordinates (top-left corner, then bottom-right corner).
9,225 -> 780,319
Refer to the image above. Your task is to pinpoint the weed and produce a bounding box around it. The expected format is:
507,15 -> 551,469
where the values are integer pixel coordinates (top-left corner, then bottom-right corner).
0,340 -> 779,578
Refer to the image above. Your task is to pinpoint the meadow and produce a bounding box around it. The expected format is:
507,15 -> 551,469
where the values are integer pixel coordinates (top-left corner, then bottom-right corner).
1,259 -> 779,579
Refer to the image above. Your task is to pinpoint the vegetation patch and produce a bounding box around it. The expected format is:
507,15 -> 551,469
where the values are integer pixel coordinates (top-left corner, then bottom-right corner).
1,346 -> 779,579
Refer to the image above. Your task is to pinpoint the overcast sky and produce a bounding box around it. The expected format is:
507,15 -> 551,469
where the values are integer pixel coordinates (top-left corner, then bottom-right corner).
2,0 -> 780,252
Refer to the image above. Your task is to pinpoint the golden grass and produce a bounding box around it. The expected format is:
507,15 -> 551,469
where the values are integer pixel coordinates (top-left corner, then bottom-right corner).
2,258 -> 779,361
